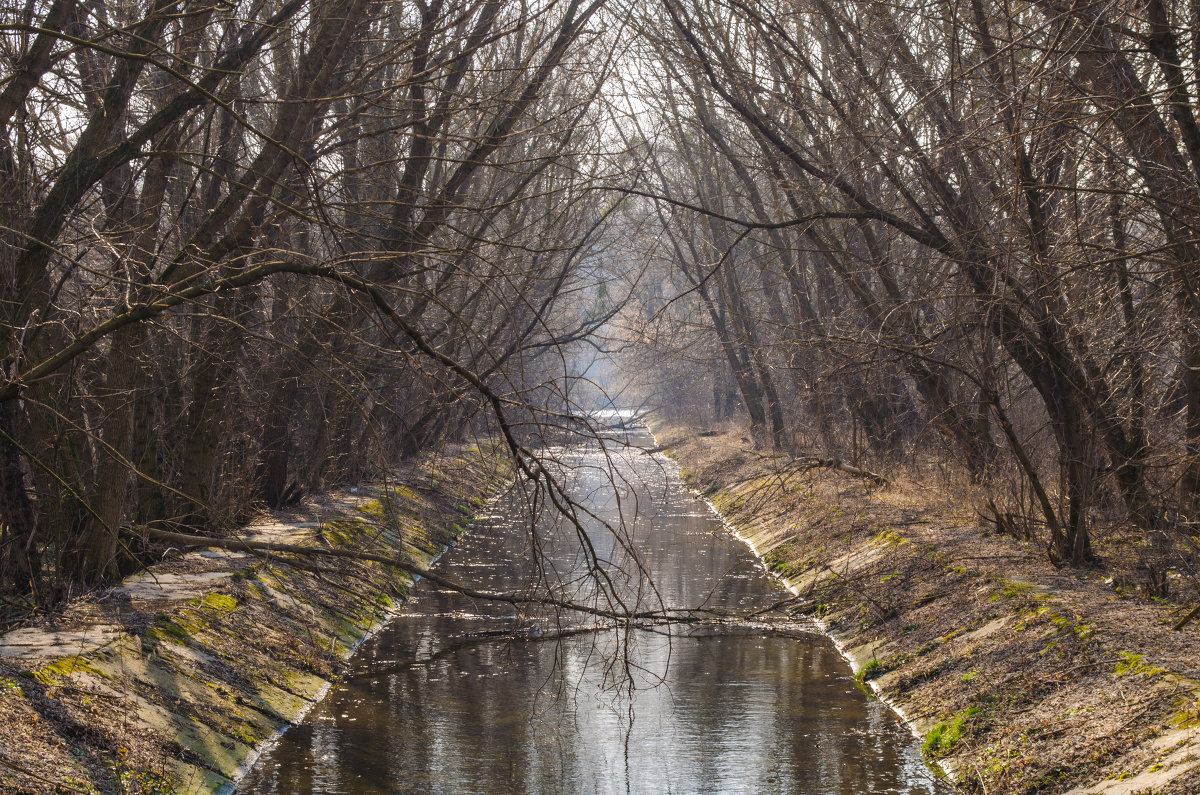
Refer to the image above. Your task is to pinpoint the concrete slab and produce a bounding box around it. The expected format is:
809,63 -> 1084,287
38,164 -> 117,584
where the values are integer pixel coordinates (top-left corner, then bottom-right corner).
122,570 -> 234,603
0,625 -> 122,661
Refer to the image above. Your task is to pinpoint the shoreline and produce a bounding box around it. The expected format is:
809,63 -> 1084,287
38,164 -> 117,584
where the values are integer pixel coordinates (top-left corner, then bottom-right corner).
646,432 -> 953,781
0,444 -> 512,794
653,422 -> 1200,795
6,425 -> 1200,793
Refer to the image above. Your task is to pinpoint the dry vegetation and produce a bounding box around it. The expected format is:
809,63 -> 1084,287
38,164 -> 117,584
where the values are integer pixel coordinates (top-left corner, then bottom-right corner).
0,445 -> 510,793
5,0 -> 1200,787
660,423 -> 1200,795
0,0 -> 621,608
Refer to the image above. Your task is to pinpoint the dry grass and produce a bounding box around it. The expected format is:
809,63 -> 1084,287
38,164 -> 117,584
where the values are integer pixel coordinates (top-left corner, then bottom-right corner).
658,422 -> 1200,795
0,445 -> 512,794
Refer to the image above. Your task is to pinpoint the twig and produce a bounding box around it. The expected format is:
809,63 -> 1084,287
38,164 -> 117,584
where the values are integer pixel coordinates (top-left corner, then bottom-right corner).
0,754 -> 90,793
1172,603 -> 1200,631
142,527 -> 720,623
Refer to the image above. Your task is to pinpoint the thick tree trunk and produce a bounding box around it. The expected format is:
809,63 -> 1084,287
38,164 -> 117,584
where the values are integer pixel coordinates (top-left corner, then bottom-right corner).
61,325 -> 144,583
257,371 -> 300,509
0,403 -> 39,593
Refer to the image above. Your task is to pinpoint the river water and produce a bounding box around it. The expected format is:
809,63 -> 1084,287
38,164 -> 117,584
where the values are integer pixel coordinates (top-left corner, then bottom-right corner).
239,436 -> 949,794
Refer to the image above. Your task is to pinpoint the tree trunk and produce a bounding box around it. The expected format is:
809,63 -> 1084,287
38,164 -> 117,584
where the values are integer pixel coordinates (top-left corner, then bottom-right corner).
0,402 -> 39,593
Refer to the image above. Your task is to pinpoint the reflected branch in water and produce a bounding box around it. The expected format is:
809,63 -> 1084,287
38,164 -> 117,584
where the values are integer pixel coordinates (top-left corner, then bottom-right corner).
349,615 -> 823,682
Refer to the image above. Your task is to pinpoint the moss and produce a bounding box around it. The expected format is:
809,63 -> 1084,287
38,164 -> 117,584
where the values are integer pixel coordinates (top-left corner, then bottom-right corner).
712,492 -> 745,512
390,484 -> 419,503
762,544 -> 806,580
924,707 -> 981,757
54,773 -> 101,794
1072,622 -> 1097,641
1168,692 -> 1200,728
1026,765 -> 1072,790
1114,651 -> 1165,678
198,592 -> 237,613
982,757 -> 1009,778
33,655 -> 108,686
114,767 -> 176,794
323,516 -> 374,546
227,712 -> 274,747
991,581 -> 1035,601
873,529 -> 910,546
144,612 -> 202,647
939,627 -> 966,644
1030,607 -> 1099,642
355,499 -> 387,519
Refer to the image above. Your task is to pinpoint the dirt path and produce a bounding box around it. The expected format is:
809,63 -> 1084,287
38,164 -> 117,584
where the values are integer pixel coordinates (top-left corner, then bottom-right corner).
658,425 -> 1200,795
0,446 -> 510,794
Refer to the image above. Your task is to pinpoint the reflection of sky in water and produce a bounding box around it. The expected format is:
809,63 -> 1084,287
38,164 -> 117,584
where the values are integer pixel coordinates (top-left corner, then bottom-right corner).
240,437 -> 949,795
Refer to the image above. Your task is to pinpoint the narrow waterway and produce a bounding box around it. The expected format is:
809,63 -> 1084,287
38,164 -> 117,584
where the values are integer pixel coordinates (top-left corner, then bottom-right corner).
240,434 -> 948,794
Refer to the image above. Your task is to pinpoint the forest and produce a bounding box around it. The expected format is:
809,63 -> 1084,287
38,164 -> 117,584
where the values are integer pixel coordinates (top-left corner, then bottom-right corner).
2,0 -> 1200,610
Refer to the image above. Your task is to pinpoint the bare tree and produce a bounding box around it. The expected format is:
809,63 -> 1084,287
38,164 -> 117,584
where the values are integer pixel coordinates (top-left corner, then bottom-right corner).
0,0 -> 628,604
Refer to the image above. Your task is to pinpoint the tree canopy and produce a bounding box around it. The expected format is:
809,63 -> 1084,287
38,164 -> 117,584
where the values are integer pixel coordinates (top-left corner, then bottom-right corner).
3,0 -> 1200,603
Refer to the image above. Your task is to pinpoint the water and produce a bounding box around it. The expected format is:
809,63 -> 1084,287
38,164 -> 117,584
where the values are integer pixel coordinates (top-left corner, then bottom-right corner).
240,436 -> 949,794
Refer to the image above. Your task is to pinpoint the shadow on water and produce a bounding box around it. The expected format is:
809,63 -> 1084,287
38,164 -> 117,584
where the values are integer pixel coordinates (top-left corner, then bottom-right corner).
239,435 -> 950,794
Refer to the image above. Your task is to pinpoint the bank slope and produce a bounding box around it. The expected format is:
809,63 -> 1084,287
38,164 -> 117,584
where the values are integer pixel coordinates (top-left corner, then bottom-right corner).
0,444 -> 512,794
660,424 -> 1200,795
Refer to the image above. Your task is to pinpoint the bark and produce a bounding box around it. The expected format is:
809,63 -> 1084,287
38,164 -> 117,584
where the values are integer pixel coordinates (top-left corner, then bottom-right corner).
0,403 -> 39,593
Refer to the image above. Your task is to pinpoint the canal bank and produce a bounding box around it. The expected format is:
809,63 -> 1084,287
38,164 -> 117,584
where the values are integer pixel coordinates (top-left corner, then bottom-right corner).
0,444 -> 512,794
656,423 -> 1200,795
239,435 -> 949,794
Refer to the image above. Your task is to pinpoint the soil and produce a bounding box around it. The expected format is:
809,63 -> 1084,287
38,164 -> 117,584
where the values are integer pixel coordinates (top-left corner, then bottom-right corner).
0,444 -> 512,794
656,423 -> 1200,795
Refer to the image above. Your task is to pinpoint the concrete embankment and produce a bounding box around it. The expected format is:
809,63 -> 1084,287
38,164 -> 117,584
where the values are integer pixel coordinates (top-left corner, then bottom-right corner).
0,445 -> 512,794
658,424 -> 1200,795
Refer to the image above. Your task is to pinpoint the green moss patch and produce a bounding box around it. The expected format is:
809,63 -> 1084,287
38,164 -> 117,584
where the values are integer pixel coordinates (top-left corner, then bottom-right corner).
924,707 -> 981,757
1114,651 -> 1165,678
33,655 -> 109,686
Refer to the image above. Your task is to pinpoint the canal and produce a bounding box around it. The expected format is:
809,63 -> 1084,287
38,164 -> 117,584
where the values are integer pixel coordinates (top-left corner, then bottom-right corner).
239,434 -> 948,794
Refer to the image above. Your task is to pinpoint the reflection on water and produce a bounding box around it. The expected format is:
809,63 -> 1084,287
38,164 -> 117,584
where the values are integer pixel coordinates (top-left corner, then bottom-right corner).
240,437 -> 948,794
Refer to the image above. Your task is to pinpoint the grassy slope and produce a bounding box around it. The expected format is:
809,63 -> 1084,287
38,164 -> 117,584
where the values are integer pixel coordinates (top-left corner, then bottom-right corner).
0,444 -> 512,794
658,423 -> 1200,795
